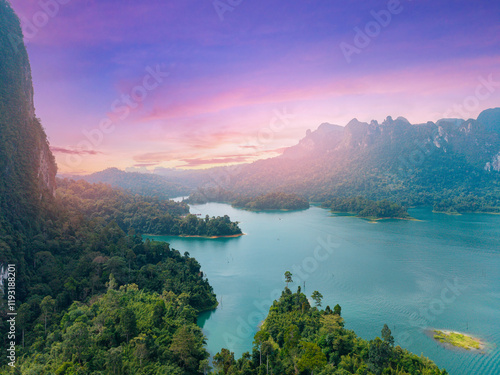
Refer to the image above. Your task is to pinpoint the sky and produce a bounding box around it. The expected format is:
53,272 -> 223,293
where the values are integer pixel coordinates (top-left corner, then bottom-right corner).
9,0 -> 500,174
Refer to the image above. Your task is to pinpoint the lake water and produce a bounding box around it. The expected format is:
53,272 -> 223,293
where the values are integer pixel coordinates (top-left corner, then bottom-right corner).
145,203 -> 500,375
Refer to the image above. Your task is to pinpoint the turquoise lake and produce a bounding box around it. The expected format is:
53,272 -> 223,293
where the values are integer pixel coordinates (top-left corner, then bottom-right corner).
145,203 -> 500,375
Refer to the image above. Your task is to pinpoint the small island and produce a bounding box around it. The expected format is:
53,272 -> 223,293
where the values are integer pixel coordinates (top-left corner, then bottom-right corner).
321,197 -> 411,220
431,330 -> 485,351
232,192 -> 310,211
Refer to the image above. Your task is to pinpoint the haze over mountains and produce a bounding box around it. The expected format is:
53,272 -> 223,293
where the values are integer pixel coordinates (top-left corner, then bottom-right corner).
80,108 -> 500,210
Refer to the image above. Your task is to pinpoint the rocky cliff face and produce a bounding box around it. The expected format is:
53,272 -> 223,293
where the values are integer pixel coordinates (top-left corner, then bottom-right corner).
281,108 -> 500,167
0,0 -> 57,233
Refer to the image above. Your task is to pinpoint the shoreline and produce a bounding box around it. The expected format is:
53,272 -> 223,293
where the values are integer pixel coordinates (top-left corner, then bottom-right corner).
433,210 -> 500,216
365,216 -> 419,222
146,233 -> 245,239
232,206 -> 310,212
427,329 -> 486,352
329,212 -> 418,222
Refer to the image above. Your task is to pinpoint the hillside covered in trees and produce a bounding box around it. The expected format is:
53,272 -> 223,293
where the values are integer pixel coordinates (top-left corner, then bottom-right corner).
0,2 -> 217,372
176,111 -> 500,213
57,179 -> 242,237
79,168 -> 192,201
212,283 -> 447,375
322,197 -> 410,219
232,192 -> 309,211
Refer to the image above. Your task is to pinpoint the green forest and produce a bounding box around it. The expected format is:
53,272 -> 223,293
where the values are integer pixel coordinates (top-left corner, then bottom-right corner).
80,168 -> 192,201
211,276 -> 447,375
0,177 -> 227,372
57,179 -> 242,237
321,197 -> 410,219
188,189 -> 309,211
232,192 -> 310,211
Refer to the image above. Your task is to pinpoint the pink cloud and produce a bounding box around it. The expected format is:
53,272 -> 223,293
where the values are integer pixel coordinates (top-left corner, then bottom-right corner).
51,146 -> 103,155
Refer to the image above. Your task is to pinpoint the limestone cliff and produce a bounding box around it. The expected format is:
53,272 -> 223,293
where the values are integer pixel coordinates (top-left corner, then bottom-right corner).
0,0 -> 57,234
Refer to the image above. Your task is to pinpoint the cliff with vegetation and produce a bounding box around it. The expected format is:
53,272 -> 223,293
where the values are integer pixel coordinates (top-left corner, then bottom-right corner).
187,110 -> 500,212
0,2 -> 219,373
0,0 -> 57,239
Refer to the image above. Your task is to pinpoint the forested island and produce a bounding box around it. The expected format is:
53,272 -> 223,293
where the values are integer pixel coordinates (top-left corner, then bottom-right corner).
232,192 -> 310,211
321,197 -> 411,220
211,276 -> 447,374
432,194 -> 500,215
188,188 -> 310,211
58,179 -> 242,237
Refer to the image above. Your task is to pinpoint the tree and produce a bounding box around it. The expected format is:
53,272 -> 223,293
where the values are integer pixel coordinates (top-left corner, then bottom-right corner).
284,271 -> 293,287
62,322 -> 90,364
381,324 -> 394,347
17,303 -> 33,347
106,346 -> 124,375
253,330 -> 270,366
333,303 -> 342,316
118,307 -> 137,343
284,324 -> 301,351
107,273 -> 118,291
311,291 -> 323,307
297,341 -> 327,374
40,295 -> 55,336
199,358 -> 212,375
213,348 -> 235,374
170,326 -> 202,372
368,337 -> 391,374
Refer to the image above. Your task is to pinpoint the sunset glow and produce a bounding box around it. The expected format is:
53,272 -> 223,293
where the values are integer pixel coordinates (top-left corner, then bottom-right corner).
10,0 -> 500,174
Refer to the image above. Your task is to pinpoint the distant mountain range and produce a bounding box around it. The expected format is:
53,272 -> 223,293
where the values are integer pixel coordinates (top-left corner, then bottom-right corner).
81,108 -> 500,210
220,108 -> 500,207
68,168 -> 193,200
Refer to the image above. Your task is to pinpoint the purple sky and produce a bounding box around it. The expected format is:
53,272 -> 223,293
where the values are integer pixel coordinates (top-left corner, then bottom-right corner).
10,0 -> 500,174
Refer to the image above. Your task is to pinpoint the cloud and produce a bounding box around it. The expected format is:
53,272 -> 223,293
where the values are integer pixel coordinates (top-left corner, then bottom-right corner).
51,147 -> 103,155
178,156 -> 251,168
133,163 -> 158,167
